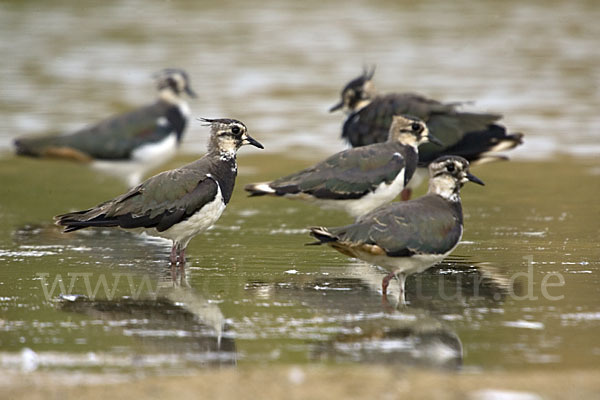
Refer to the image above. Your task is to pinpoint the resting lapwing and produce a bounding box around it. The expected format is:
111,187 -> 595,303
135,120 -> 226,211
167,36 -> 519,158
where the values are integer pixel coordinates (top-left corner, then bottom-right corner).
309,156 -> 484,305
330,67 -> 522,199
244,115 -> 441,218
55,118 -> 263,282
15,68 -> 197,187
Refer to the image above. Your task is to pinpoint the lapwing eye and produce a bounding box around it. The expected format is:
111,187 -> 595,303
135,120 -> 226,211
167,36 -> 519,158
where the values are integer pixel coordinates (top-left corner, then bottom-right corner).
231,126 -> 240,135
447,164 -> 455,172
411,122 -> 421,132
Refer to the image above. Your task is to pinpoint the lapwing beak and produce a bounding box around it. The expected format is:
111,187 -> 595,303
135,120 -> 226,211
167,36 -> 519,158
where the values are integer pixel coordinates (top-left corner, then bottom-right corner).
466,172 -> 485,186
185,86 -> 198,98
243,134 -> 264,149
329,101 -> 343,113
427,132 -> 444,147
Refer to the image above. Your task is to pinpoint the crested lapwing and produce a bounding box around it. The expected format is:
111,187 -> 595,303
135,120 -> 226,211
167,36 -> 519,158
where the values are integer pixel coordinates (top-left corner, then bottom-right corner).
330,67 -> 522,199
309,156 -> 484,305
15,68 -> 197,187
55,118 -> 263,282
244,115 -> 441,218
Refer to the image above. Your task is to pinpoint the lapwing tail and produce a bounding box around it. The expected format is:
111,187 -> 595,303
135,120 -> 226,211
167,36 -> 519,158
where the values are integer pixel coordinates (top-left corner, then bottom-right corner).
306,226 -> 338,246
54,208 -> 118,233
13,136 -> 47,157
433,125 -> 524,166
14,135 -> 93,162
244,182 -> 275,197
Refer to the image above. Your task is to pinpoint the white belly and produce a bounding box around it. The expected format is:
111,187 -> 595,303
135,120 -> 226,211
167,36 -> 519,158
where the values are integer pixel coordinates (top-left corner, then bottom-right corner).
304,168 -> 405,218
361,252 -> 448,277
147,185 -> 226,249
354,226 -> 463,276
131,133 -> 178,163
92,134 -> 178,187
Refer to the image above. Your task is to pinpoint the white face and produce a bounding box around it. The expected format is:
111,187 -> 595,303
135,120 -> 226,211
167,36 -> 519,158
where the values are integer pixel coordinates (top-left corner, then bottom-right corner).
171,73 -> 186,93
389,116 -> 428,145
204,118 -> 262,157
216,135 -> 239,155
213,122 -> 249,156
362,80 -> 375,98
155,71 -> 188,95
428,158 -> 472,200
343,79 -> 375,112
429,173 -> 460,200
431,159 -> 468,180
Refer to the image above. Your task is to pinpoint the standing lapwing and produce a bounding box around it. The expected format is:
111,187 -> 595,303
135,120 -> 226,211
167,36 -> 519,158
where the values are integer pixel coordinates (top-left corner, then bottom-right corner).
15,68 -> 197,187
55,118 -> 263,282
309,156 -> 484,305
244,115 -> 441,218
330,68 -> 522,199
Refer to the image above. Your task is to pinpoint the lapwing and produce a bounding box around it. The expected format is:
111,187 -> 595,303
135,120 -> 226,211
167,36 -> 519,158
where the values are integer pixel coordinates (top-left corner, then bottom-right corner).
244,115 -> 441,218
55,118 -> 263,282
15,68 -> 197,187
330,67 -> 522,199
309,156 -> 484,305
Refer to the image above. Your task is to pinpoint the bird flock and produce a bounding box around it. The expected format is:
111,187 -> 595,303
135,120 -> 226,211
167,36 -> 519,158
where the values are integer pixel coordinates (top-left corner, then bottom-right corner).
16,67 -> 523,305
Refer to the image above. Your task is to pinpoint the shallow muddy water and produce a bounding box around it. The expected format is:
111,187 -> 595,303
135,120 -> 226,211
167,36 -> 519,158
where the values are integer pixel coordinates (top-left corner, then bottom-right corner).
0,0 -> 599,381
0,155 -> 598,374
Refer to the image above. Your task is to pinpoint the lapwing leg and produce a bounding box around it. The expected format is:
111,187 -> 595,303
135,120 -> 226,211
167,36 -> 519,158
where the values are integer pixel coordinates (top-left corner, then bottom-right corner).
177,247 -> 188,287
381,290 -> 395,313
381,271 -> 395,305
178,247 -> 186,271
397,273 -> 407,307
382,271 -> 407,308
400,188 -> 412,201
169,245 -> 178,283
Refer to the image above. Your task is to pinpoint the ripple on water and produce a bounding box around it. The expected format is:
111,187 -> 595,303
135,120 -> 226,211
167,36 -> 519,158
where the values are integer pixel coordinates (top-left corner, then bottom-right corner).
502,320 -> 545,330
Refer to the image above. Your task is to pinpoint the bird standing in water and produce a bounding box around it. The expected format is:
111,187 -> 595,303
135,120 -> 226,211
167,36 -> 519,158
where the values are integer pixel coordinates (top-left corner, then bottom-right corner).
15,68 -> 198,187
245,115 -> 441,218
55,118 -> 263,283
309,156 -> 484,306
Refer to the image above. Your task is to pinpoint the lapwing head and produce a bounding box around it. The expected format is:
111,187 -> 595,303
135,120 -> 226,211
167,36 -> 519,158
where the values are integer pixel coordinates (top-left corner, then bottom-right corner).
154,68 -> 197,98
428,156 -> 484,200
329,66 -> 376,113
201,118 -> 264,158
388,115 -> 443,147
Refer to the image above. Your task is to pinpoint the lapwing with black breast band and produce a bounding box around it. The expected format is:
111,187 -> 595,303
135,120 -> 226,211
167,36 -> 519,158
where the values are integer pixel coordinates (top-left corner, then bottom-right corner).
309,156 -> 484,306
330,67 -> 522,200
55,118 -> 263,283
244,115 -> 441,218
15,68 -> 197,187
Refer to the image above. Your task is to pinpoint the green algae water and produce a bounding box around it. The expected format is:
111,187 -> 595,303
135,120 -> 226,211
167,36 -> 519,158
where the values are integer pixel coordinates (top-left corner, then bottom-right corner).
1,155 -> 598,373
0,0 -> 599,384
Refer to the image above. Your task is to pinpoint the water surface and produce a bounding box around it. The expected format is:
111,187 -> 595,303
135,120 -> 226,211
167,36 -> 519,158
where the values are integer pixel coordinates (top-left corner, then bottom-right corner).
0,0 -> 599,379
0,155 -> 598,374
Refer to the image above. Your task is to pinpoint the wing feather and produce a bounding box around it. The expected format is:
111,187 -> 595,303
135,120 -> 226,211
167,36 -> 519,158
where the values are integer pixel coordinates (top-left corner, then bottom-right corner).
17,101 -> 180,160
327,196 -> 462,256
343,94 -> 503,158
269,144 -> 407,200
56,165 -> 220,232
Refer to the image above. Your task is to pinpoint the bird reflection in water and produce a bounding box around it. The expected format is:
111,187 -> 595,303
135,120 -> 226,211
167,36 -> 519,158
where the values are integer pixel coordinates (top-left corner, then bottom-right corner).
59,285 -> 236,368
314,309 -> 463,370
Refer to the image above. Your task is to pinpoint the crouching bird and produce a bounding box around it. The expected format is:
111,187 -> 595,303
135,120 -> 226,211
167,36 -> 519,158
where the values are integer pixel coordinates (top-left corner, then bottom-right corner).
330,67 -> 522,199
309,156 -> 484,306
55,118 -> 263,282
